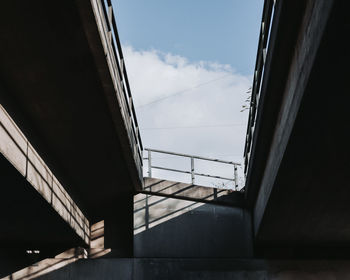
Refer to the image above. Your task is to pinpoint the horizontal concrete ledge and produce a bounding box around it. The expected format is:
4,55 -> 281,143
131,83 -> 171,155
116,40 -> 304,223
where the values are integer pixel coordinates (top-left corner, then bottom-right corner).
0,104 -> 90,244
33,258 -> 350,280
143,177 -> 245,207
138,190 -> 244,208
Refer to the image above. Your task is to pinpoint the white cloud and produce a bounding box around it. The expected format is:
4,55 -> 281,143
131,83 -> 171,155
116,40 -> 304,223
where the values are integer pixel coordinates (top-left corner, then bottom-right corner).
123,45 -> 251,188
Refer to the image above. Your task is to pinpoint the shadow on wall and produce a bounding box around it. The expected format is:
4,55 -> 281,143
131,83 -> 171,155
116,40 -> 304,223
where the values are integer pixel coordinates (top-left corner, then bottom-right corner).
134,178 -> 252,258
134,178 -> 241,235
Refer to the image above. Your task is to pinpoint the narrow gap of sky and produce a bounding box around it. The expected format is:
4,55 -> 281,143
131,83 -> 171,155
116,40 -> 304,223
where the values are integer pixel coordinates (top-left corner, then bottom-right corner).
114,0 -> 263,75
112,0 -> 264,188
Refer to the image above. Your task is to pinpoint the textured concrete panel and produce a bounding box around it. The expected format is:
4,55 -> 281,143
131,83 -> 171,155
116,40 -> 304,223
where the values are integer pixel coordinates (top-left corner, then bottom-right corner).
134,193 -> 252,258
0,124 -> 26,176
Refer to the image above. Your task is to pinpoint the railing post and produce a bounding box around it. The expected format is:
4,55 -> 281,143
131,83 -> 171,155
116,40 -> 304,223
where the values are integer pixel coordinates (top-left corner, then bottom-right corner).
148,150 -> 152,177
234,164 -> 238,191
191,157 -> 195,185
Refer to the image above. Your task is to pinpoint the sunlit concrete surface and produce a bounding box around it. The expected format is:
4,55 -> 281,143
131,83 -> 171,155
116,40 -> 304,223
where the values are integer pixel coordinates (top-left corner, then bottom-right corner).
134,193 -> 205,235
89,221 -> 111,259
143,177 -> 230,201
0,105 -> 89,244
1,248 -> 87,280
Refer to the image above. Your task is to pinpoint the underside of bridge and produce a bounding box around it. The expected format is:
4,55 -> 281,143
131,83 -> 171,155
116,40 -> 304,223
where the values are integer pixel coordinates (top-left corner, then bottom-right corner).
0,153 -> 85,277
1,0 -> 349,279
245,0 -> 350,257
0,0 -> 141,223
0,0 -> 140,275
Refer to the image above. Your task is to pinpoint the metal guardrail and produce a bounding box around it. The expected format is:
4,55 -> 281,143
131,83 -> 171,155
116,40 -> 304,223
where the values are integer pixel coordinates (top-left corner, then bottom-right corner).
95,0 -> 143,178
144,148 -> 241,190
243,0 -> 277,175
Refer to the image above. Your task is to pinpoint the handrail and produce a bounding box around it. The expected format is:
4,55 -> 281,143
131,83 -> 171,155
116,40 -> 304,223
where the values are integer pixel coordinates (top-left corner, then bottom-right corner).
144,148 -> 240,190
243,0 -> 277,176
96,0 -> 143,178
145,148 -> 241,165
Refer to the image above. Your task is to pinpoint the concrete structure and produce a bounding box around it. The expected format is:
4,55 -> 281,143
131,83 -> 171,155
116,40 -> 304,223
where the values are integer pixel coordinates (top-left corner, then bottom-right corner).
34,259 -> 350,280
243,0 -> 350,258
134,178 -> 251,258
0,0 -> 141,275
1,0 -> 349,279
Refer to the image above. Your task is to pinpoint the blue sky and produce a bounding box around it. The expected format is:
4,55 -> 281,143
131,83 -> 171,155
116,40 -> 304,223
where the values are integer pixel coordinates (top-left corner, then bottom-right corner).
113,0 -> 264,75
111,0 -> 264,188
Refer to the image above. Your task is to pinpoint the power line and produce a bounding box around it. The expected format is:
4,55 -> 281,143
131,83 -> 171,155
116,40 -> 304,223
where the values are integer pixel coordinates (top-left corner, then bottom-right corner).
140,123 -> 246,130
136,74 -> 232,109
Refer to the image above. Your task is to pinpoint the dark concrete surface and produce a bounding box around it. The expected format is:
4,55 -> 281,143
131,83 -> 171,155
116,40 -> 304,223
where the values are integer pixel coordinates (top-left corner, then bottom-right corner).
104,193 -> 134,257
134,193 -> 253,258
36,258 -> 350,280
244,0 -> 308,209
0,0 -> 137,222
0,153 -> 85,278
245,0 -> 350,256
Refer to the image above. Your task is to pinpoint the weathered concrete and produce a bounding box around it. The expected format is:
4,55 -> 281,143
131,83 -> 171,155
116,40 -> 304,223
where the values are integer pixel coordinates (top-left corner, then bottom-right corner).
244,0 -> 309,208
34,259 -> 350,280
134,190 -> 252,258
245,0 -> 350,257
253,0 -> 334,237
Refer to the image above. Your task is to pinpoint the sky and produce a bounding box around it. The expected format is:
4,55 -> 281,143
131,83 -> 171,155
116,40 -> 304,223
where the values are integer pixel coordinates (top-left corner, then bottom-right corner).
111,0 -> 264,188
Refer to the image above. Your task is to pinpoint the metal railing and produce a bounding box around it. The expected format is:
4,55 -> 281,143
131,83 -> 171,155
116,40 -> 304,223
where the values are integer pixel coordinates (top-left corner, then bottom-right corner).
243,0 -> 277,175
93,0 -> 143,180
144,148 -> 241,190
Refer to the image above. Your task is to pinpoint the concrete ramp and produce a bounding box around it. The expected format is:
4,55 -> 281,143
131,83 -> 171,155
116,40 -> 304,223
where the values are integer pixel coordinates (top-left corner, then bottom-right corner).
142,177 -> 244,206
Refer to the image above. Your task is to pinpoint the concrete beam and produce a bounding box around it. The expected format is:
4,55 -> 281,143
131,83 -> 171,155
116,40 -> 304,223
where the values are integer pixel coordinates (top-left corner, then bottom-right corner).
0,104 -> 89,244
142,177 -> 244,207
25,259 -> 350,279
0,0 -> 142,222
251,0 -> 334,234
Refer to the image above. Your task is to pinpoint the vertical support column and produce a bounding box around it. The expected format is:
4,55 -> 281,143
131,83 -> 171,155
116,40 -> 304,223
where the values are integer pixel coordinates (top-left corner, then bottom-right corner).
104,192 -> 133,257
148,150 -> 152,177
191,157 -> 195,185
234,164 -> 238,191
145,193 -> 149,230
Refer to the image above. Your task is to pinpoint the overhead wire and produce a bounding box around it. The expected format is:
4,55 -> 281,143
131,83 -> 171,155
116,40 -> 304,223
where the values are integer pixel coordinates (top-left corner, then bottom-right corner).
140,123 -> 246,130
136,74 -> 232,109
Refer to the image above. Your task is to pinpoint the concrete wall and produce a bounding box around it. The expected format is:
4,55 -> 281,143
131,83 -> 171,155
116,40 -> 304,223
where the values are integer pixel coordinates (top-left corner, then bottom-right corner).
36,259 -> 350,280
134,191 -> 252,258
